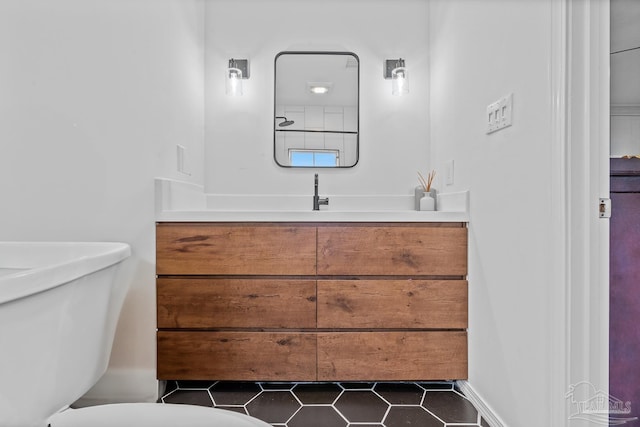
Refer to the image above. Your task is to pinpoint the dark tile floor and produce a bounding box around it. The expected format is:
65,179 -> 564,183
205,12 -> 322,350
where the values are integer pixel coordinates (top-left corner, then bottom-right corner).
160,381 -> 491,427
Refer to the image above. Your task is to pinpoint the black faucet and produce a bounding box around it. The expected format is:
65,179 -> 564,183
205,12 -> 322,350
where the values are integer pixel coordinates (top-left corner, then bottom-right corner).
313,173 -> 329,211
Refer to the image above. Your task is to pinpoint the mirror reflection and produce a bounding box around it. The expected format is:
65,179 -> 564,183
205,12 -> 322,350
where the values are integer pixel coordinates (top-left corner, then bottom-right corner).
274,52 -> 359,168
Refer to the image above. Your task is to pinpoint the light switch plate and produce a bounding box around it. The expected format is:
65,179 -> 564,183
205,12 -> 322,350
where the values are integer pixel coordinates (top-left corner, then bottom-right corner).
486,93 -> 513,134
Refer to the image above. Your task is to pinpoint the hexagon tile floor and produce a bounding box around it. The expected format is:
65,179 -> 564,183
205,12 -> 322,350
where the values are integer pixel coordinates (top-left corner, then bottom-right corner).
160,381 -> 491,427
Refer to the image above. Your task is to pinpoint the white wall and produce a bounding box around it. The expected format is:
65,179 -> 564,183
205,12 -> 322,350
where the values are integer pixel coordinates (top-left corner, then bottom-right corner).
0,0 -> 205,402
204,0 -> 430,197
429,1 -> 561,425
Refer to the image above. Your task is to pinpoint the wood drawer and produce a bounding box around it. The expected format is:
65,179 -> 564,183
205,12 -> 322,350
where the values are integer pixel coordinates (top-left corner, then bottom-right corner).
317,225 -> 467,276
157,331 -> 317,381
317,279 -> 467,329
317,331 -> 467,381
157,278 -> 317,329
156,223 -> 316,275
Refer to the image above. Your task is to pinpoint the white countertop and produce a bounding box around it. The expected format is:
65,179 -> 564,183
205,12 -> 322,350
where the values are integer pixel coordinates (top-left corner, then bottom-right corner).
156,209 -> 468,223
154,177 -> 470,223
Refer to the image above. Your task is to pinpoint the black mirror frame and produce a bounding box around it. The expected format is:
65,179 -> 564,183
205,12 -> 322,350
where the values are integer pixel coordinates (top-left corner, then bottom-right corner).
273,51 -> 360,168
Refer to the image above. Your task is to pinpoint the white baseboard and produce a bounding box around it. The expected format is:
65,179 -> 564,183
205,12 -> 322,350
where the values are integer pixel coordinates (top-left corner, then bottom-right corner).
456,380 -> 507,427
73,368 -> 158,408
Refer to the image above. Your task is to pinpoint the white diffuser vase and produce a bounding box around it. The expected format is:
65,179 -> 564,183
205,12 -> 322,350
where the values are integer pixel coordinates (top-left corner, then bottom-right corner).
420,192 -> 435,211
417,170 -> 437,211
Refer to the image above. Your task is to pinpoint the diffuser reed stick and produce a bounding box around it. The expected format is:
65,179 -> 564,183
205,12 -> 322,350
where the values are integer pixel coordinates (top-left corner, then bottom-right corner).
418,170 -> 436,192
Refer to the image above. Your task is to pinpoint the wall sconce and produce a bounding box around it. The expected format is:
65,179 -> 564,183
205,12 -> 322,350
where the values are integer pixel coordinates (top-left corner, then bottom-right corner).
384,58 -> 409,96
226,58 -> 249,96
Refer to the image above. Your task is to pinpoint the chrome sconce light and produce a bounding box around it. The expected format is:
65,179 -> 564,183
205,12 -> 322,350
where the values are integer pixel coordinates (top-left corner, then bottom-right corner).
226,58 -> 249,96
384,58 -> 408,96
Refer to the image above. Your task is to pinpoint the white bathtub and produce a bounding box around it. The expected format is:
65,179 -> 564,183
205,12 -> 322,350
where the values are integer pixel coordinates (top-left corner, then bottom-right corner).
0,242 -> 131,305
0,242 -> 131,427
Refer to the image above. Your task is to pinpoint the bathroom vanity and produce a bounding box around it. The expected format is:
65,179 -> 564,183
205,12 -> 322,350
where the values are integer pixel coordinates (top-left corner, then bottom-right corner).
156,221 -> 468,381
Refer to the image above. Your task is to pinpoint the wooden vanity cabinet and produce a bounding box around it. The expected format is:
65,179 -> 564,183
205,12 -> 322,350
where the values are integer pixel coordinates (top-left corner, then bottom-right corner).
156,222 -> 468,381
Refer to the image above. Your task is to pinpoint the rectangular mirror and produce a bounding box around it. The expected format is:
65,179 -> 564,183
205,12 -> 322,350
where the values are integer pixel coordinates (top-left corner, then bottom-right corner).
274,51 -> 359,168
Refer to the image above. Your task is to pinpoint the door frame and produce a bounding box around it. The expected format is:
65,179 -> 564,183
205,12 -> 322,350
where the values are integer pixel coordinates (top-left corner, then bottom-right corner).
552,0 -> 610,425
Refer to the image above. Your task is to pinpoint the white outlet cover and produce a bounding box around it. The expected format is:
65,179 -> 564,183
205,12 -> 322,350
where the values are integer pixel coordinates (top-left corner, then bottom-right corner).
176,144 -> 191,176
445,159 -> 455,185
486,93 -> 513,134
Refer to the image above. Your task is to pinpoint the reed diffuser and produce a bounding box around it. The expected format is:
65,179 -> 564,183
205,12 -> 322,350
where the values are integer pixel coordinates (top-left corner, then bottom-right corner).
417,170 -> 436,211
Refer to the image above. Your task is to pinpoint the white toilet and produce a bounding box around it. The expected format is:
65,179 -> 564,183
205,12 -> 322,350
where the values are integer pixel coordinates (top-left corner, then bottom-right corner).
0,242 -> 271,427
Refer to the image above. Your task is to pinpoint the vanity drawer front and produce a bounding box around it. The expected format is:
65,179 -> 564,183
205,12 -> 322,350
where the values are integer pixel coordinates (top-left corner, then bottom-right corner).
156,223 -> 316,275
317,331 -> 467,381
317,225 -> 467,276
157,331 -> 317,381
317,280 -> 467,329
157,278 -> 317,329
